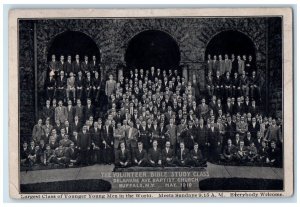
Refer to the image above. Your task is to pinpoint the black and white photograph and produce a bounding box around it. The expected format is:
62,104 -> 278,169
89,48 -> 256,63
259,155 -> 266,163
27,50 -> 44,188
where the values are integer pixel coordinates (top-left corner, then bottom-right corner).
8,8 -> 294,198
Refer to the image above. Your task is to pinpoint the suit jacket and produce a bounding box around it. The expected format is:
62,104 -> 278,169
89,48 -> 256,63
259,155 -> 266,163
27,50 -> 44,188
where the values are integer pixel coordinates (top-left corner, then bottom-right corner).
77,132 -> 91,150
81,61 -> 90,73
194,125 -> 207,147
234,103 -> 244,114
161,148 -> 175,161
65,147 -> 79,160
225,122 -> 236,140
231,59 -> 238,74
132,148 -> 147,162
148,148 -> 162,162
90,127 -> 102,147
89,61 -> 99,73
166,124 -> 177,146
207,127 -> 222,147
84,105 -> 95,120
56,76 -> 67,88
42,106 -> 54,121
55,106 -> 68,123
72,61 -> 81,74
102,126 -> 114,148
248,122 -> 260,139
32,124 -> 44,142
190,149 -> 203,161
176,148 -> 190,161
115,149 -> 131,163
64,61 -> 73,75
76,76 -> 85,88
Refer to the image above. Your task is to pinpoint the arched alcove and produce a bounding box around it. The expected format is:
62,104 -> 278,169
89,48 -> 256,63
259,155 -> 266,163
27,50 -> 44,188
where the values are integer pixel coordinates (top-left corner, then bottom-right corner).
205,30 -> 256,61
125,30 -> 181,71
47,31 -> 100,61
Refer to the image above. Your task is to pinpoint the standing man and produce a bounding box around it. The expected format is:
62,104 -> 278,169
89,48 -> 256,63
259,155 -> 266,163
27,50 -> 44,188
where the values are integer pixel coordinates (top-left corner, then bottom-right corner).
72,54 -> 81,75
77,125 -> 92,165
55,100 -> 68,124
105,74 -> 117,100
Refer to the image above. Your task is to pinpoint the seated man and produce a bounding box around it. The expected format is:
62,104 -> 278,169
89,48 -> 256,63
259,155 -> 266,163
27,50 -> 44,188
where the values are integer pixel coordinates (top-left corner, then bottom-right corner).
132,141 -> 148,167
53,145 -> 70,167
27,141 -> 37,167
221,139 -> 237,162
65,142 -> 80,166
42,144 -> 56,166
267,141 -> 281,167
247,141 -> 258,162
147,140 -> 162,167
20,142 -> 30,166
236,140 -> 248,163
161,141 -> 176,167
175,142 -> 190,167
189,143 -> 207,167
115,142 -> 131,168
59,134 -> 72,148
257,140 -> 269,164
34,145 -> 44,165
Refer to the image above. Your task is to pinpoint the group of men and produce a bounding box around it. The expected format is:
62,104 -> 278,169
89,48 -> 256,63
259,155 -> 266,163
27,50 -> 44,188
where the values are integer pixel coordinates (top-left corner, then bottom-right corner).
206,54 -> 261,103
20,54 -> 283,169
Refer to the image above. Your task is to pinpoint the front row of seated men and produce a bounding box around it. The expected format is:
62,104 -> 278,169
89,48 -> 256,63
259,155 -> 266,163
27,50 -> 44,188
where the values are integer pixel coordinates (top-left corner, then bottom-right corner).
115,141 -> 207,168
21,136 -> 281,168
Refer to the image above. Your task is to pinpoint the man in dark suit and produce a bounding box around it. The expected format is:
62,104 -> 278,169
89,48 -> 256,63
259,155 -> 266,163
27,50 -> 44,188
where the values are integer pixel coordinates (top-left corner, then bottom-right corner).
175,142 -> 190,167
221,139 -> 237,162
76,71 -> 85,101
115,142 -> 131,168
84,98 -> 95,121
57,55 -> 65,74
45,73 -> 56,101
225,116 -> 236,143
132,141 -> 148,167
161,141 -> 176,167
101,120 -> 114,164
85,72 -> 93,100
89,55 -> 99,76
64,55 -> 73,76
231,54 -> 238,75
248,117 -> 260,139
77,125 -> 91,165
56,70 -> 67,101
189,143 -> 206,167
207,122 -> 222,161
65,142 -> 80,166
180,120 -> 195,150
138,120 -> 150,150
72,54 -> 81,75
66,100 -> 75,124
147,140 -> 162,167
194,118 -> 207,158
81,55 -> 90,74
42,100 -> 54,123
90,121 -> 102,164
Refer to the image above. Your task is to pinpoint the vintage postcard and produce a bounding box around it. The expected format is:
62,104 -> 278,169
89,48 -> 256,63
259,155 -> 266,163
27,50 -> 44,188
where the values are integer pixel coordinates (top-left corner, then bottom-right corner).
8,8 -> 293,199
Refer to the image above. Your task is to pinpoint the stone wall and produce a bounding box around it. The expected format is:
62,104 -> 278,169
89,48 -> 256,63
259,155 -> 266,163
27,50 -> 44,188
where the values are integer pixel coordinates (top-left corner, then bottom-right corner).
267,17 -> 283,117
19,21 -> 35,142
